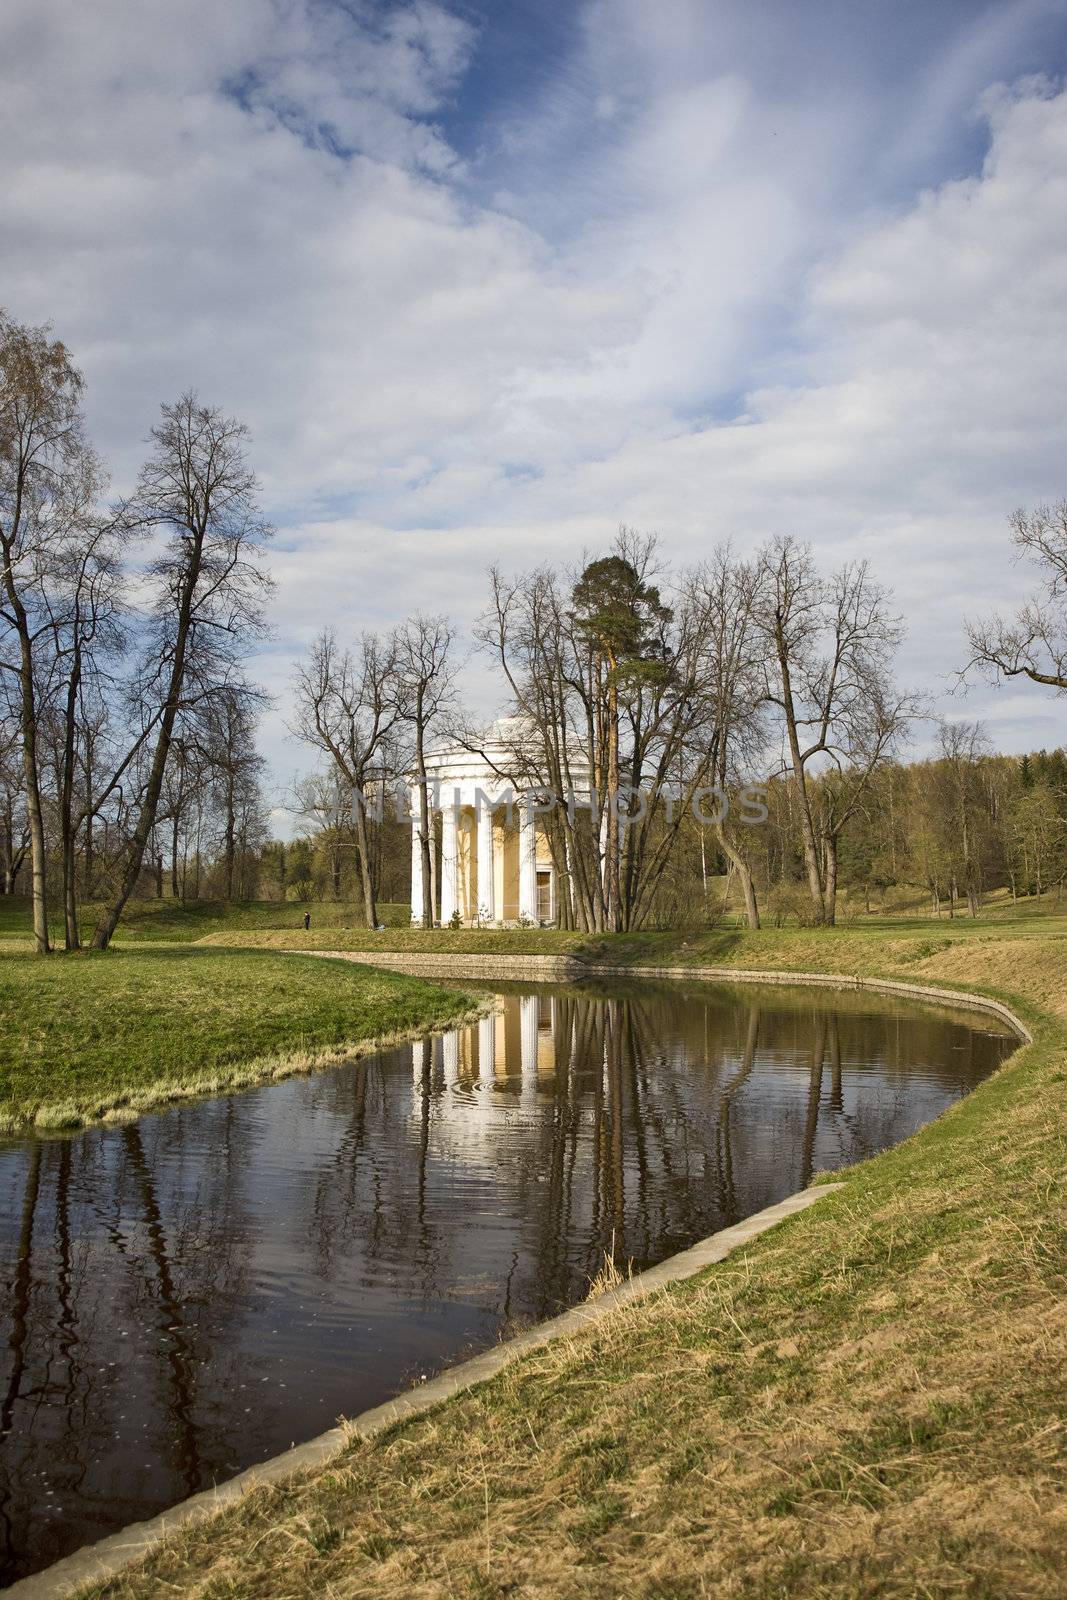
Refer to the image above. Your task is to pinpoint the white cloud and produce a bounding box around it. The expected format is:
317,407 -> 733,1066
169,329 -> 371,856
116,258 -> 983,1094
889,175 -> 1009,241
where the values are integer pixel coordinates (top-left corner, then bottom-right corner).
2,0 -> 1067,815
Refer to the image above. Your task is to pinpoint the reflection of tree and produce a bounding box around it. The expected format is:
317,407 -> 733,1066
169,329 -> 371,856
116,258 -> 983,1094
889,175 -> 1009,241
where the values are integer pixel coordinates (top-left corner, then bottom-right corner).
604,1000 -> 625,1227
122,1125 -> 200,1497
829,1018 -> 843,1112
801,1016 -> 826,1187
42,1142 -> 89,1499
715,1004 -> 760,1225
308,1056 -> 374,1274
0,1140 -> 39,1576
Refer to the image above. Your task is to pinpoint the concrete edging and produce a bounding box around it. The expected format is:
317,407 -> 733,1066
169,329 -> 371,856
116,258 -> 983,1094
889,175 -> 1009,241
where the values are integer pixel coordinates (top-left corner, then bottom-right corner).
295,949 -> 582,978
589,964 -> 1034,1043
301,950 -> 1034,1045
7,1184 -> 842,1599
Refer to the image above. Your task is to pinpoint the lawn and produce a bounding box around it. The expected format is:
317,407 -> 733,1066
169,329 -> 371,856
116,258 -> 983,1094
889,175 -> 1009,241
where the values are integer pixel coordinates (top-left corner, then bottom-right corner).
196,904 -> 1067,985
74,912 -> 1066,1600
0,947 -> 473,1133
0,894 -> 411,950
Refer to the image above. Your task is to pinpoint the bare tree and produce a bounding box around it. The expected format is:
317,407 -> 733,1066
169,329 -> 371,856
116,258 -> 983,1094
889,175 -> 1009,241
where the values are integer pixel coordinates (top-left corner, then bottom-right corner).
292,629 -> 400,927
692,549 -> 767,928
754,536 -> 911,924
44,476 -> 123,947
0,313 -> 92,952
91,395 -> 273,949
480,533 -> 727,932
202,688 -> 265,901
965,500 -> 1067,694
0,707 -> 28,895
291,771 -> 354,900
935,720 -> 994,918
479,563 -> 602,928
393,615 -> 458,929
159,729 -> 204,900
811,673 -> 917,923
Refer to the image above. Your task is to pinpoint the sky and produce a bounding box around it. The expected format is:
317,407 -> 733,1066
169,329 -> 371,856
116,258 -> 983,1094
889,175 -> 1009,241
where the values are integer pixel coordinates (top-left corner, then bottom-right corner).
4,0 -> 1067,830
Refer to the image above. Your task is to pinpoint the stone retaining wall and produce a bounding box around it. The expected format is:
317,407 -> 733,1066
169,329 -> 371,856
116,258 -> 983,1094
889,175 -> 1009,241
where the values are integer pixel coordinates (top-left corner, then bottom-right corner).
301,951 -> 1032,1043
298,950 -> 583,979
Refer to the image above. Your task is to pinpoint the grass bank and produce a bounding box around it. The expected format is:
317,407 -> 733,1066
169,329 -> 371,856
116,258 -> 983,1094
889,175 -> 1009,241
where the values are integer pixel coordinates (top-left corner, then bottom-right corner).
0,948 -> 473,1134
79,921 -> 1065,1600
0,895 -> 412,950
200,912 -> 1067,1009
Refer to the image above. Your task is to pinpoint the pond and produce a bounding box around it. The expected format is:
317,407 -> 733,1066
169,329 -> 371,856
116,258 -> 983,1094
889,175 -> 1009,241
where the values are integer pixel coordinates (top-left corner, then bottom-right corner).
0,975 -> 1017,1584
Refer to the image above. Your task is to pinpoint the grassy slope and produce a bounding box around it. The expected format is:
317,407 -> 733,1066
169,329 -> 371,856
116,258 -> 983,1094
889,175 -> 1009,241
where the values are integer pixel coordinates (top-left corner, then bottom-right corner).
0,896 -> 412,949
197,909 -> 1067,989
81,919 -> 1067,1600
0,949 -> 472,1132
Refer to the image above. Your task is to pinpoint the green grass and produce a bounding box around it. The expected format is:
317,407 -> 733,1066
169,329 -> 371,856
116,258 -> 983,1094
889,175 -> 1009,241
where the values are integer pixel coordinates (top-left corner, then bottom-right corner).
194,909 -> 1067,973
2,886 -> 1066,956
0,948 -> 474,1133
0,895 -> 413,949
79,916 -> 1067,1600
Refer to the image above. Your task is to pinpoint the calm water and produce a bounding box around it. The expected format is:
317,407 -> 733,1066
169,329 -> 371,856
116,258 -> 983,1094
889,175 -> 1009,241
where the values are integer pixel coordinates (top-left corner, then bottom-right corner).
0,977 -> 1016,1584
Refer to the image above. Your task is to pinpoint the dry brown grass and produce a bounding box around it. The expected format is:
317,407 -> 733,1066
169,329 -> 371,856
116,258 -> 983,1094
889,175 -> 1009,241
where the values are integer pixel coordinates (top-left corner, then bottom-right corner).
84,932 -> 1067,1600
916,934 -> 1067,1018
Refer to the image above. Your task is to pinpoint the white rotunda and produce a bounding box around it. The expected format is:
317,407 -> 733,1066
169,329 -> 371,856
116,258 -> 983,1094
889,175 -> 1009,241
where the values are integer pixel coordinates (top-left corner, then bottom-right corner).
408,718 -> 591,927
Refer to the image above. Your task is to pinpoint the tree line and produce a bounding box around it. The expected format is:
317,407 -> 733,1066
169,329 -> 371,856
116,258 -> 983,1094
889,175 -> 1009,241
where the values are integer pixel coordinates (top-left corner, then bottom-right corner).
1,312 -> 271,953
6,307 -> 1067,944
283,521 -> 1067,931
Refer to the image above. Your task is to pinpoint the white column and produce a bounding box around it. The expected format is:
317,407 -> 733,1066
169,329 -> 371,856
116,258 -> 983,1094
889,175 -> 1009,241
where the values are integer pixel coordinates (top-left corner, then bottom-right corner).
410,806 -> 424,924
440,794 -> 459,924
519,801 -> 538,924
476,804 -> 495,923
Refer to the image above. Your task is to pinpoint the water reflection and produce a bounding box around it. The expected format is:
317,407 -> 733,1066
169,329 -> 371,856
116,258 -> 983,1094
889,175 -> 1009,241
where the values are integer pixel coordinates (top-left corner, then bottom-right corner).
0,979 -> 1015,1583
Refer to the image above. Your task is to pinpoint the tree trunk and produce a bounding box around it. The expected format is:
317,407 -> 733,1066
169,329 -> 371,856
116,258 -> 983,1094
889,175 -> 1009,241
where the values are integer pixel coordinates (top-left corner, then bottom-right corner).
823,833 -> 838,925
605,669 -> 621,931
19,669 -> 49,952
83,790 -> 94,901
775,634 -> 826,920
92,529 -> 204,948
224,780 -> 236,901
715,823 -> 759,929
171,812 -> 181,899
2,565 -> 49,952
59,642 -> 82,950
353,799 -> 378,927
415,718 -> 433,929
